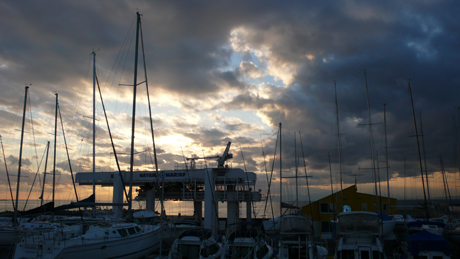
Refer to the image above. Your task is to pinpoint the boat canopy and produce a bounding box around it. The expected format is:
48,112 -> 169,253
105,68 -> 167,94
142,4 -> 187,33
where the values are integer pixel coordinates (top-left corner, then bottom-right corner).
19,202 -> 54,216
54,194 -> 95,211
280,202 -> 300,209
376,211 -> 391,221
407,230 -> 450,256
406,220 -> 446,228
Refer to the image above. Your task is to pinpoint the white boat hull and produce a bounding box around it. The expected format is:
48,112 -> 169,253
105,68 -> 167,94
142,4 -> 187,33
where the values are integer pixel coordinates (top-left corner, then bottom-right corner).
14,225 -> 161,259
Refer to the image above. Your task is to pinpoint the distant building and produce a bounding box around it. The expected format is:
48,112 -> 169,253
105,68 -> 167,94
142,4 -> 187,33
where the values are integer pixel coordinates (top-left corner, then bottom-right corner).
301,185 -> 397,239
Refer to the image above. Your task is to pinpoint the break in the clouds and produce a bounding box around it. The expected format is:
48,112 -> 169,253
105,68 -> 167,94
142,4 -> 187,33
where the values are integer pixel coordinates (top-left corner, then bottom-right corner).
1,0 -> 460,202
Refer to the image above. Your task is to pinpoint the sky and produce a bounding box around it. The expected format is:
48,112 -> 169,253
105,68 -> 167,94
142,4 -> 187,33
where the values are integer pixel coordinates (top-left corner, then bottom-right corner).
1,1 -> 460,210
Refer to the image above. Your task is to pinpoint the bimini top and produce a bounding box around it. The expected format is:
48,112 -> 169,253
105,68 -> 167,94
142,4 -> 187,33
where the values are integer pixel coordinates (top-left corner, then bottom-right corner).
179,228 -> 213,241
407,230 -> 450,256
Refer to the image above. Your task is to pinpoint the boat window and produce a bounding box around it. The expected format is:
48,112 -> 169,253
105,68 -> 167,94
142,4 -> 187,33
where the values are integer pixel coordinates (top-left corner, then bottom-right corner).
337,250 -> 354,259
117,229 -> 128,237
201,243 -> 220,257
127,228 -> 136,235
372,251 -> 384,259
135,226 -> 141,232
180,245 -> 200,259
360,250 -> 369,259
234,246 -> 252,258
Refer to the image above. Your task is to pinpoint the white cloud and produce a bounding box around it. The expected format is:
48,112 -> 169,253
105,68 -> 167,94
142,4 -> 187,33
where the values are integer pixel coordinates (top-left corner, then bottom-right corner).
239,61 -> 263,78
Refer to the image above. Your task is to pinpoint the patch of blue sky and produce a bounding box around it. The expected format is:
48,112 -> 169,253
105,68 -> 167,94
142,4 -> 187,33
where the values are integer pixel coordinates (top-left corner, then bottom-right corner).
260,74 -> 284,88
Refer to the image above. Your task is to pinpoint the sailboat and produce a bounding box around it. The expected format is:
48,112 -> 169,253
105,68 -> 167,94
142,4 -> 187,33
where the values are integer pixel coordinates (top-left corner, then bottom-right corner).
392,82 -> 452,259
277,214 -> 328,259
334,211 -> 385,259
15,222 -> 161,259
167,228 -> 224,259
0,88 -> 84,249
221,227 -> 273,259
14,12 -> 163,259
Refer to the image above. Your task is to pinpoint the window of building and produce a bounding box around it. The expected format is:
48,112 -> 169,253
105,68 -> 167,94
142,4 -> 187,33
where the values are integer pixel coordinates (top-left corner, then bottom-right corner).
382,203 -> 387,212
319,203 -> 335,213
362,203 -> 367,211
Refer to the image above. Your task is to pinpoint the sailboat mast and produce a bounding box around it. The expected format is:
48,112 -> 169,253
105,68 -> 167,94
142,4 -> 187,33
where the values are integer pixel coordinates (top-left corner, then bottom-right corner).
0,136 -> 14,211
128,12 -> 141,216
13,86 -> 29,225
419,111 -> 431,202
52,93 -> 58,221
334,80 -> 343,211
376,152 -> 382,211
408,81 -> 428,219
92,51 -> 96,217
440,156 -> 449,207
383,104 -> 390,213
364,70 -> 379,214
279,122 -> 282,218
404,158 -> 407,212
295,132 -> 298,208
299,132 -> 313,220
40,141 -> 50,206
328,152 -> 336,222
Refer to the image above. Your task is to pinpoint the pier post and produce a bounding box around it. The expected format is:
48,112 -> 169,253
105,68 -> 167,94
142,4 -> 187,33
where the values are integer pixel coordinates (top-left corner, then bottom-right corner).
194,201 -> 202,225
146,186 -> 155,212
112,172 -> 124,218
204,168 -> 218,235
246,201 -> 252,228
227,198 -> 239,233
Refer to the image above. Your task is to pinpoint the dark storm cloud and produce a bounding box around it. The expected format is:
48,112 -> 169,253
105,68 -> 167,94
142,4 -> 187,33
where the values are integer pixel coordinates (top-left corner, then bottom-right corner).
183,127 -> 228,147
193,0 -> 460,185
219,90 -> 276,111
